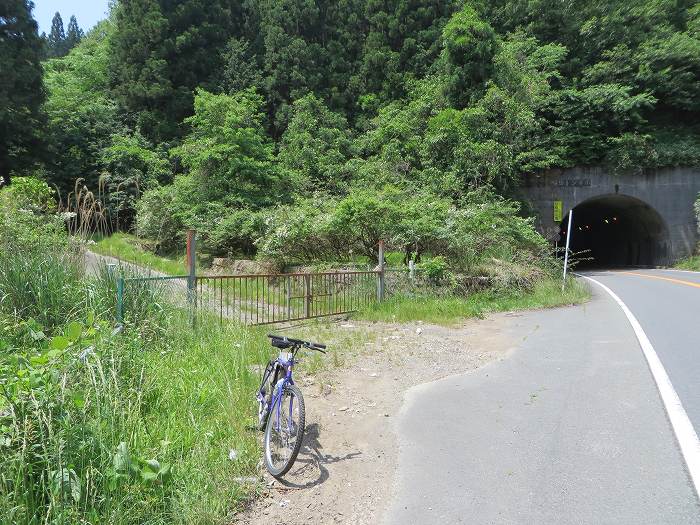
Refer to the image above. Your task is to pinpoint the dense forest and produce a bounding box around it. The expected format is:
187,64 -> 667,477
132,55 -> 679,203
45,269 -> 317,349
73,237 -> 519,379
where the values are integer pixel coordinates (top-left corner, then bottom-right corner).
2,0 -> 699,261
2,2 -> 699,523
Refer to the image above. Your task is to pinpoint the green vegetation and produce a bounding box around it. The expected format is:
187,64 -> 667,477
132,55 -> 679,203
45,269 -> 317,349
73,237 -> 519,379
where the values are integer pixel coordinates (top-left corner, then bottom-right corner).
675,194 -> 700,271
1,2 -> 696,521
358,278 -> 590,325
0,178 -> 275,524
676,256 -> 700,271
3,0 -> 700,246
91,232 -> 189,276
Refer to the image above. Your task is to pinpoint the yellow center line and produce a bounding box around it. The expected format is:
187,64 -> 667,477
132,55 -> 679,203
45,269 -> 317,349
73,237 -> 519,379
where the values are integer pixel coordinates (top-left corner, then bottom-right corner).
620,271 -> 700,289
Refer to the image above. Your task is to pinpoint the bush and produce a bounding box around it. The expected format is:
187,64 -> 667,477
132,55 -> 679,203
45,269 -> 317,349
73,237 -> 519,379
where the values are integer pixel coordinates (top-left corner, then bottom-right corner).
257,185 -> 551,289
135,183 -> 185,252
416,256 -> 450,285
0,178 -> 87,330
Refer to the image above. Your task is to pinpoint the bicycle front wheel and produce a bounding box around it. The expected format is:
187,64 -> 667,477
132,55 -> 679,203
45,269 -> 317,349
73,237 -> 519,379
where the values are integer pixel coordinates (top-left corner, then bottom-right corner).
264,384 -> 305,478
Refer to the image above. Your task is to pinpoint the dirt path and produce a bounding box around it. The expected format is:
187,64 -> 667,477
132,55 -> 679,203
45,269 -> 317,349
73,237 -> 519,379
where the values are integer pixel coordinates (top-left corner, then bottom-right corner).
235,313 -> 517,524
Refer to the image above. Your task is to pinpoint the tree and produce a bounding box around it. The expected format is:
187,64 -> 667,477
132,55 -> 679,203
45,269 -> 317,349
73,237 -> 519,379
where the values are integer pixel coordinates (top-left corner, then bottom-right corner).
171,88 -> 292,209
258,0 -> 325,132
44,21 -> 121,195
279,94 -> 354,193
0,0 -> 45,184
65,15 -> 84,52
219,37 -> 262,94
441,3 -> 498,108
47,11 -> 65,57
353,0 -> 458,105
109,0 -> 242,142
108,0 -> 172,141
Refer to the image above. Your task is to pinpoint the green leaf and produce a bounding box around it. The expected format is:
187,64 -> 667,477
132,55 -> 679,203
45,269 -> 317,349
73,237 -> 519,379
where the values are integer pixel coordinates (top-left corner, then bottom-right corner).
72,393 -> 85,409
46,349 -> 63,359
49,336 -> 69,351
66,321 -> 83,342
113,442 -> 134,474
49,468 -> 81,504
140,470 -> 158,482
86,311 -> 95,327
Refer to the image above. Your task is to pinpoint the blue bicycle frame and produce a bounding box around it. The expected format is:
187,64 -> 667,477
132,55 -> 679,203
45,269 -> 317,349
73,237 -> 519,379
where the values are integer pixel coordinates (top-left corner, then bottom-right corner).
258,352 -> 296,432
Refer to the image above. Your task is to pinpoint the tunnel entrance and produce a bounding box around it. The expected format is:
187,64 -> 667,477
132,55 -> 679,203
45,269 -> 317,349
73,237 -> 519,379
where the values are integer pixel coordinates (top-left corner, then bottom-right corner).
558,194 -> 670,268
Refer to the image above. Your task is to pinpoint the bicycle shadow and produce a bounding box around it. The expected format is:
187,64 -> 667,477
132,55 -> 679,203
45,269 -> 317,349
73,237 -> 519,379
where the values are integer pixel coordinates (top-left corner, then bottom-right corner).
277,423 -> 361,489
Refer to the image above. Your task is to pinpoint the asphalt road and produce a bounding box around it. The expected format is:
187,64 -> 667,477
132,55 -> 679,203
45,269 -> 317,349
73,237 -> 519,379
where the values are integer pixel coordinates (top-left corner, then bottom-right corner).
386,269 -> 700,524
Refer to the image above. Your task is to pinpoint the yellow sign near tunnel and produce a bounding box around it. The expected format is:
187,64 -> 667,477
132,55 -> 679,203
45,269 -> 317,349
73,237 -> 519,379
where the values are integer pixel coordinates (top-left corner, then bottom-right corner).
553,201 -> 563,223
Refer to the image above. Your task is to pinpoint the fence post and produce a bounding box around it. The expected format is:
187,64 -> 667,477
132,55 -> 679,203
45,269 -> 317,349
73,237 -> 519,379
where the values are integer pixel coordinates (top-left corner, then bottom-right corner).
116,277 -> 124,324
286,276 -> 292,320
409,259 -> 415,281
186,230 -> 197,326
377,240 -> 385,302
304,274 -> 312,318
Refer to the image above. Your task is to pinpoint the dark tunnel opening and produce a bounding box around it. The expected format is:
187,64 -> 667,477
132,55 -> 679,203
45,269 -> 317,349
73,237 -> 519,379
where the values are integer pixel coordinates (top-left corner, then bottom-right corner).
558,194 -> 670,268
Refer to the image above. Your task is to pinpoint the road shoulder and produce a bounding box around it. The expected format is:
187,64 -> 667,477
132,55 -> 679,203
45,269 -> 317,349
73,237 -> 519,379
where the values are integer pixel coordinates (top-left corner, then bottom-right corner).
234,315 -> 515,524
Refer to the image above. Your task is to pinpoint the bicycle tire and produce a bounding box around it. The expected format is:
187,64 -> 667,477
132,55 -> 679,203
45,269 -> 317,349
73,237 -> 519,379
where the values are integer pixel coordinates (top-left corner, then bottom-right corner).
264,384 -> 305,478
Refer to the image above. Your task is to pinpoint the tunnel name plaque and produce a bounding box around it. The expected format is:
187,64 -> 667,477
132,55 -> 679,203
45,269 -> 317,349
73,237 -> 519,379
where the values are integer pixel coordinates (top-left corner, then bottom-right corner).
556,178 -> 591,188
524,177 -> 593,188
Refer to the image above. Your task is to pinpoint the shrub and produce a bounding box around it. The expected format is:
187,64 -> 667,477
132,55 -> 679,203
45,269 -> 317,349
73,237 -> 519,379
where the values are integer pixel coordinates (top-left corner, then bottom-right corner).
257,185 -> 551,286
256,197 -> 348,265
416,256 -> 450,285
135,183 -> 185,252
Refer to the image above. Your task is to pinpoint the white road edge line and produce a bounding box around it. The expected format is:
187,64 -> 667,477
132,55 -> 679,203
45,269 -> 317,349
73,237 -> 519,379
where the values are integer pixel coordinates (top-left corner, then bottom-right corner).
580,274 -> 700,498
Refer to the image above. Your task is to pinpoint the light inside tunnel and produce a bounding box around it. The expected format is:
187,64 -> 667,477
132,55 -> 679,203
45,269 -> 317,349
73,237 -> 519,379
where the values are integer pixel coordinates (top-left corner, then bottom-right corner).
558,194 -> 670,268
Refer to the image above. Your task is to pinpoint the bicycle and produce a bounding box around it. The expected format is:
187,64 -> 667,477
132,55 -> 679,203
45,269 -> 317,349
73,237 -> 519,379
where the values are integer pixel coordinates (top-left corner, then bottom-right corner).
256,334 -> 327,478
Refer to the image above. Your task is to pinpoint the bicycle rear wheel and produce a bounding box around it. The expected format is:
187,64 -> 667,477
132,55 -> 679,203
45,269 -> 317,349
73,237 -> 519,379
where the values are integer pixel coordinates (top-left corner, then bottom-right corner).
264,384 -> 305,478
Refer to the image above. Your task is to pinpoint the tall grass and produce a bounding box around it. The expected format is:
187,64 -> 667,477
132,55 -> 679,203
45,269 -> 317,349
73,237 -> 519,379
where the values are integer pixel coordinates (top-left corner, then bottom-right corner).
1,222 -> 269,524
358,277 -> 590,325
0,245 -> 85,330
676,255 -> 700,271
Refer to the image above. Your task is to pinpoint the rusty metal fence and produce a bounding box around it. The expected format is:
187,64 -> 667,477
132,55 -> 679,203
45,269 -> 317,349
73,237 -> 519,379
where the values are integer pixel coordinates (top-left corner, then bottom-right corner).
196,270 -> 380,325
115,233 -> 393,326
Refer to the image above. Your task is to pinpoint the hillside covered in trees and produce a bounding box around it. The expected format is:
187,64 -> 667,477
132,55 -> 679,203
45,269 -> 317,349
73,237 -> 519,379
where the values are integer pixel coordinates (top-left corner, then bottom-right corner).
2,0 -> 699,261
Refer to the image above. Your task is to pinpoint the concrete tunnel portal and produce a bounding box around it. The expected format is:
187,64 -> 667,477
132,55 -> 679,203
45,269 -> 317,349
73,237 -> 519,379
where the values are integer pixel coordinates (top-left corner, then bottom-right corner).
558,194 -> 671,268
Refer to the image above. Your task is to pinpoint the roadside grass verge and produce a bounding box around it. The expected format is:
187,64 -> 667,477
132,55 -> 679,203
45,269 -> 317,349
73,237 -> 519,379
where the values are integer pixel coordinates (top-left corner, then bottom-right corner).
90,232 -> 189,276
356,277 -> 590,325
1,223 -> 275,523
675,255 -> 700,272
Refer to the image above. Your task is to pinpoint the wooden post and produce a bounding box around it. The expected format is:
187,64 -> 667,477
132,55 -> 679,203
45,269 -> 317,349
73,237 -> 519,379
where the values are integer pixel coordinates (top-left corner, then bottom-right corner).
304,274 -> 312,319
377,240 -> 385,302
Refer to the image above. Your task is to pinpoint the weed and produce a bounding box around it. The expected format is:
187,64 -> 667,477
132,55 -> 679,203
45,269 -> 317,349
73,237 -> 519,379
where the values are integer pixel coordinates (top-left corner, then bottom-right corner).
357,277 -> 590,325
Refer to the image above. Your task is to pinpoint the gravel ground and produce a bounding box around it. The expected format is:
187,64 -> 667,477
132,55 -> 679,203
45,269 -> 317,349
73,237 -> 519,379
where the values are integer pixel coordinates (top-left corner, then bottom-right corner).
234,314 -> 515,524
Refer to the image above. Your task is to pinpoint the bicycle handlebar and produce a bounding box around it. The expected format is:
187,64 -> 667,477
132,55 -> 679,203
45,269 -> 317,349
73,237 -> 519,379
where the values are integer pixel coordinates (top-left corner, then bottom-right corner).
268,334 -> 327,353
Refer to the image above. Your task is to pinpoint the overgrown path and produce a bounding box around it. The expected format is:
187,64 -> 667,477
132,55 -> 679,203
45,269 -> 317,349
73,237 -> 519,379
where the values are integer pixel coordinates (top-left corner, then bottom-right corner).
85,250 -> 287,320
